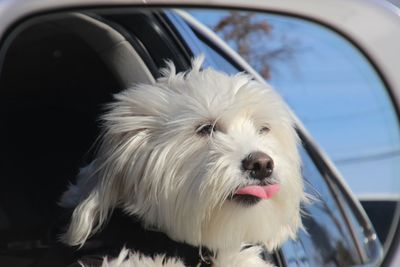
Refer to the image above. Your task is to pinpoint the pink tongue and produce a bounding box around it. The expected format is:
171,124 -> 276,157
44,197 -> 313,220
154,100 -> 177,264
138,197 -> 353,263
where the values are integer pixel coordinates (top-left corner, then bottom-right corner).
235,184 -> 280,199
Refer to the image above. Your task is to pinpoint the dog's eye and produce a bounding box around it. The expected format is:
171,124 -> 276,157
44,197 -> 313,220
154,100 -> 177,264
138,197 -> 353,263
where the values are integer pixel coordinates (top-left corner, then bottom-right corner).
259,126 -> 270,134
196,124 -> 215,136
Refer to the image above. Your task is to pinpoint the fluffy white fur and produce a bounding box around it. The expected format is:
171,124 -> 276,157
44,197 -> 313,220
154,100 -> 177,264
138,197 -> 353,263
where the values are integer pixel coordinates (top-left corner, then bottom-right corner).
99,249 -> 186,267
60,56 -> 304,266
99,246 -> 274,267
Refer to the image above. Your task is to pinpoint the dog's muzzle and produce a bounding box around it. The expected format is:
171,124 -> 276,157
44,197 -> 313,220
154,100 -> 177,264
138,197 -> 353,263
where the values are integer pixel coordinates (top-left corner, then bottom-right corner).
230,151 -> 279,205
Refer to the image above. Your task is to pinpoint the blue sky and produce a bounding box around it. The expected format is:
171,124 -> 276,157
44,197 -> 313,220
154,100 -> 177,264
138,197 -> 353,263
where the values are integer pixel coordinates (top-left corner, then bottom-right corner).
189,9 -> 400,199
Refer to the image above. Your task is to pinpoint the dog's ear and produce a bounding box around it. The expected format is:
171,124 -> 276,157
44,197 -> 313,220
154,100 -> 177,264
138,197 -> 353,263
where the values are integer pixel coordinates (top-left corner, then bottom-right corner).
59,159 -> 118,246
60,189 -> 101,247
60,131 -> 149,247
60,85 -> 157,247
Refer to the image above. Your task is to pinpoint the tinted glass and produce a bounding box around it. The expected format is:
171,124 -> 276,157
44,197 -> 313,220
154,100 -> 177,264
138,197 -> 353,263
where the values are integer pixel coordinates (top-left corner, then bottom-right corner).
167,11 -> 239,74
195,35 -> 239,74
181,11 -> 383,265
281,147 -> 361,267
188,9 -> 400,248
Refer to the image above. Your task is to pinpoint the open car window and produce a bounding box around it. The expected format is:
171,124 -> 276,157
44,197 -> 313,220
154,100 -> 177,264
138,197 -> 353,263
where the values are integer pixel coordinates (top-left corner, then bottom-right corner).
0,6 -> 384,267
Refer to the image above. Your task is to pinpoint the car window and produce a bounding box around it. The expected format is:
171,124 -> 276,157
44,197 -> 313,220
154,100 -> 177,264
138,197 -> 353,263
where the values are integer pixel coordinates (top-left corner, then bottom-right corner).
188,9 -> 400,251
169,15 -> 381,266
280,146 -> 363,267
193,34 -> 239,74
0,7 -> 385,267
165,11 -> 240,74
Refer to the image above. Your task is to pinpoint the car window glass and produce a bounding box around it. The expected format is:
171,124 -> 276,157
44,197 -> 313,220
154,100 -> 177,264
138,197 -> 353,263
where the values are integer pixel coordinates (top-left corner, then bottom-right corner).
188,9 -> 400,250
170,17 -> 368,265
194,35 -> 239,74
281,147 -> 362,267
166,11 -> 239,74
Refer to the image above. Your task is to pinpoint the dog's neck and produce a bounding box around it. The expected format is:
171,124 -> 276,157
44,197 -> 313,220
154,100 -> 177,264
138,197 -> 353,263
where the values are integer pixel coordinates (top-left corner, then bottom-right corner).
74,209 -> 213,267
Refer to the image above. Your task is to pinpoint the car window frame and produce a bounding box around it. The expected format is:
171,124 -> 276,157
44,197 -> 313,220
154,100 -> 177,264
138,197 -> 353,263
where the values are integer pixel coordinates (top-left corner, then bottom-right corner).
298,130 -> 382,265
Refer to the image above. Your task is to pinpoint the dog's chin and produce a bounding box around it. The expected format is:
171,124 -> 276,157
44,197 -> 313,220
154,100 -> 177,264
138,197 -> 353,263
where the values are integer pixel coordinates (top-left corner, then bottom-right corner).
199,192 -> 301,252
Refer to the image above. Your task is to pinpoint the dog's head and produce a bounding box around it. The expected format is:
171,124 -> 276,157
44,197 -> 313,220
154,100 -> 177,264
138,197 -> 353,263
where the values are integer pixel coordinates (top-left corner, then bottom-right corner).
61,57 -> 304,251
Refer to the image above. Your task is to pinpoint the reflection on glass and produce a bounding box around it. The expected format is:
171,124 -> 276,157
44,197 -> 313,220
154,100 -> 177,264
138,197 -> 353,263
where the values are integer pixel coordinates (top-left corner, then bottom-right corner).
188,9 -> 400,247
280,148 -> 361,267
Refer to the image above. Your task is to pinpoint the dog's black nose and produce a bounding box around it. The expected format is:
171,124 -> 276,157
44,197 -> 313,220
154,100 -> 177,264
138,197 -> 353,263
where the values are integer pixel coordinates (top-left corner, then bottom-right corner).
242,151 -> 274,180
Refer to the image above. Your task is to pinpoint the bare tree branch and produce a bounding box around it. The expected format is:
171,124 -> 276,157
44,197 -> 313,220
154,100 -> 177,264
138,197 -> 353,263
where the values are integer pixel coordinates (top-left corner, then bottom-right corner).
212,11 -> 299,80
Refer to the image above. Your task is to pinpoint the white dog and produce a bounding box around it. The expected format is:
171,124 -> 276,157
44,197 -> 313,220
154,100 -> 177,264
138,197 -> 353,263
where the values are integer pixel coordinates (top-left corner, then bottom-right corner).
60,57 -> 305,267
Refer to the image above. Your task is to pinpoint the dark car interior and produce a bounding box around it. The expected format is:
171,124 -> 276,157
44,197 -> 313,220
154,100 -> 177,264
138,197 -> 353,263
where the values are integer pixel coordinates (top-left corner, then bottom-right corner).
0,12 -> 159,266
